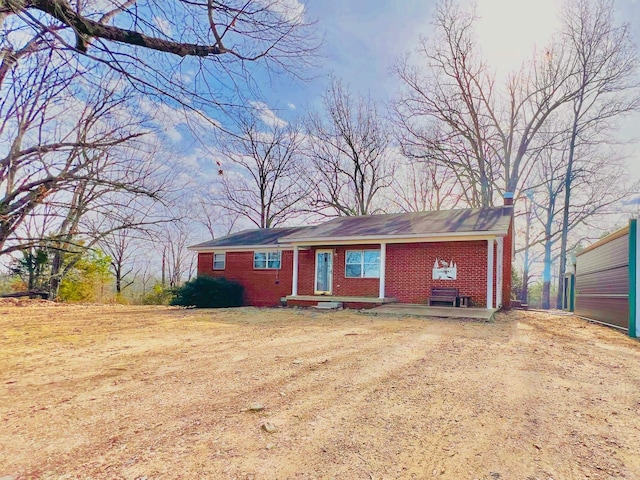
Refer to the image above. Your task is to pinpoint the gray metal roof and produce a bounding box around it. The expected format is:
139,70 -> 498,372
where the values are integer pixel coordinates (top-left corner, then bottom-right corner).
279,207 -> 513,243
189,207 -> 513,250
189,226 -> 310,250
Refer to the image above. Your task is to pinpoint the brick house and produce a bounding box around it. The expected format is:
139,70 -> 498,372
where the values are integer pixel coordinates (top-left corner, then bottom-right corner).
189,201 -> 514,310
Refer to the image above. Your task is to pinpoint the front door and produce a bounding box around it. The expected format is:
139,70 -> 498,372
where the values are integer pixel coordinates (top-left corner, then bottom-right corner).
315,250 -> 333,294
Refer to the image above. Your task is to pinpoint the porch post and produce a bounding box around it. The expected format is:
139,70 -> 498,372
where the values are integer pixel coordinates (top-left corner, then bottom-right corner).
496,237 -> 504,308
379,242 -> 386,299
486,239 -> 494,309
292,245 -> 299,296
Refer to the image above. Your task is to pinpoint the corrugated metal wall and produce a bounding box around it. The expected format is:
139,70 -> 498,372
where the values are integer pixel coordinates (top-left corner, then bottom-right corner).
575,228 -> 629,331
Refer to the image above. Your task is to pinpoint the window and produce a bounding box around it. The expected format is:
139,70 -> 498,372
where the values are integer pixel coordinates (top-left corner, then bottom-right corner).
213,253 -> 225,270
345,250 -> 380,278
253,251 -> 281,269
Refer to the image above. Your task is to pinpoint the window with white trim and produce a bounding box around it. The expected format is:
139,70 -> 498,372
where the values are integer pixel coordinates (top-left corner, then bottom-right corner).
345,250 -> 380,278
213,253 -> 225,270
253,251 -> 281,269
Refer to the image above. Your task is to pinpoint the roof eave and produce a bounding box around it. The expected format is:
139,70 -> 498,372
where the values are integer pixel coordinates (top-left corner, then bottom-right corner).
187,243 -> 297,253
278,229 -> 509,245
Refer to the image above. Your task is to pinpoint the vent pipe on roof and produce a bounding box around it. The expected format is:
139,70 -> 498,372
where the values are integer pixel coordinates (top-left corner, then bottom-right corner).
504,192 -> 514,206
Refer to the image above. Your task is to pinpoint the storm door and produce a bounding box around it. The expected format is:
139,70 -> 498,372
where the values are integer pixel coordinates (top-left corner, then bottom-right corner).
315,250 -> 333,294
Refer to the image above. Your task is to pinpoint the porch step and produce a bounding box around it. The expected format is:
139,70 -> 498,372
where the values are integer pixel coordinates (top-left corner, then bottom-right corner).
315,301 -> 343,310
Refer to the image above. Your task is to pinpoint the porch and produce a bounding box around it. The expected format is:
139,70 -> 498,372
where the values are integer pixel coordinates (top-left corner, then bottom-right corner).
285,294 -> 397,309
365,303 -> 497,321
286,294 -> 397,304
291,236 -> 506,309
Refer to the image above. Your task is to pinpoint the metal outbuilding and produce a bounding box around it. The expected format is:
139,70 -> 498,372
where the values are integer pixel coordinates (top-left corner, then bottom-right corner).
574,219 -> 639,338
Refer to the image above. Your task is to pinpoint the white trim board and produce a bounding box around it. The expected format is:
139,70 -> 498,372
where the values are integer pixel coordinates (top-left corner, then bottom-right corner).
188,244 -> 299,253
284,232 -> 506,247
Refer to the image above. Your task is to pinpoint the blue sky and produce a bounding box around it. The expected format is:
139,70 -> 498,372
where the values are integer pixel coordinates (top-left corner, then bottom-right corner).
255,0 -> 434,115
235,0 -> 640,130
162,0 -> 640,193
264,0 -> 640,173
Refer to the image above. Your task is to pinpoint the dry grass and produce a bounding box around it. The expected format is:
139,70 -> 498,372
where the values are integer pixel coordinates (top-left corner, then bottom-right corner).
1,303 -> 639,479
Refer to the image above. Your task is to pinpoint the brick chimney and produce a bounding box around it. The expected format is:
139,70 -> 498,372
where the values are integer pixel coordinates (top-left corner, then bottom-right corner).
504,191 -> 514,206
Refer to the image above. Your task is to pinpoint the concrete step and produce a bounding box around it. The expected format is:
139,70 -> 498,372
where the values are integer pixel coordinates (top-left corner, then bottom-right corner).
315,301 -> 343,310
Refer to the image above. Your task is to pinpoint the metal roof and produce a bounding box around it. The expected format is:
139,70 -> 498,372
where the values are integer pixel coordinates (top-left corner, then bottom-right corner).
188,207 -> 513,251
188,226 -> 310,250
279,207 -> 513,243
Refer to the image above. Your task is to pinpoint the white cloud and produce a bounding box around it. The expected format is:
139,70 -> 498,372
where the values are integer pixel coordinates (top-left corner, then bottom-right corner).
287,102 -> 296,110
262,0 -> 305,25
153,16 -> 173,36
473,0 -> 561,78
249,101 -> 288,128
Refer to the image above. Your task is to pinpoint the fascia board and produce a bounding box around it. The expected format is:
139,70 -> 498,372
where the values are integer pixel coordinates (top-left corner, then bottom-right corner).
187,244 -> 297,253
279,231 -> 506,246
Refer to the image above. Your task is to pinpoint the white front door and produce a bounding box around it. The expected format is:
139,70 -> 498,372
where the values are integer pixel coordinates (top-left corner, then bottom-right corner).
315,250 -> 333,294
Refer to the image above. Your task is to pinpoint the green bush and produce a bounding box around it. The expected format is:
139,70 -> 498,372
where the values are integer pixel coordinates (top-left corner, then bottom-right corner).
140,283 -> 174,305
170,276 -> 243,308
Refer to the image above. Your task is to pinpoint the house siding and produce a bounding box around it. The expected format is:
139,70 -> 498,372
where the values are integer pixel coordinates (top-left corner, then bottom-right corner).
384,241 -> 489,306
197,237 -> 511,308
198,251 -> 294,307
575,229 -> 630,331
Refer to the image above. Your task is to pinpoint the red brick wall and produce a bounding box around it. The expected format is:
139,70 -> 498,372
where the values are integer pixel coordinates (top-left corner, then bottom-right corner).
197,250 -> 294,307
332,246 -> 380,296
295,248 -> 315,296
294,246 -> 380,297
385,241 -> 490,306
196,224 -> 513,309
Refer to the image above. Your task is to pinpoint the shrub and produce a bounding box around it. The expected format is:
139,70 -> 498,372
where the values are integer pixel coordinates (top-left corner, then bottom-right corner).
170,276 -> 243,308
139,283 -> 174,305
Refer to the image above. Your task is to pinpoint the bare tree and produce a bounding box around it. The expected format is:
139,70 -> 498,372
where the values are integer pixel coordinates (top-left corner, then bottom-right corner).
305,77 -> 394,216
0,50 -> 156,255
154,214 -> 195,288
388,157 -> 462,212
554,0 -> 640,307
393,0 -> 585,206
100,228 -> 137,295
519,141 -> 634,308
216,115 -> 308,228
529,149 -> 567,309
1,0 -> 318,111
194,197 -> 240,239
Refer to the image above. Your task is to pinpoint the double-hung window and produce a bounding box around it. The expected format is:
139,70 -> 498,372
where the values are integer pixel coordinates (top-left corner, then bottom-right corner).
345,250 -> 380,278
213,253 -> 225,270
254,251 -> 281,269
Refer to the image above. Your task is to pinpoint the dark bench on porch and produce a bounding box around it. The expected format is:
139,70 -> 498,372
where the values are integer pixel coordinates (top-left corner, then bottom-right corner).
427,287 -> 458,307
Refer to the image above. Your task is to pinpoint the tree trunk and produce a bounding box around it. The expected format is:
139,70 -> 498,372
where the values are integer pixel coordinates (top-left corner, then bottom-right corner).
542,201 -> 554,310
521,207 -> 532,304
49,249 -> 64,300
161,248 -> 166,287
556,107 -> 581,309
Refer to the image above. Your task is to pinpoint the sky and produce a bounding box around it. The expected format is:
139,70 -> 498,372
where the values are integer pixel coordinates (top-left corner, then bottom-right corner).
147,0 -> 640,234
249,0 -> 640,179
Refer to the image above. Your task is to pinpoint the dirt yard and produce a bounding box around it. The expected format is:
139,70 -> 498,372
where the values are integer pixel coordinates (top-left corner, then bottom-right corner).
1,303 -> 639,480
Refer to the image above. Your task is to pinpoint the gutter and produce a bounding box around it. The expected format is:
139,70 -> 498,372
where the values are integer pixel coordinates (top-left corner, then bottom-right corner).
278,230 -> 508,246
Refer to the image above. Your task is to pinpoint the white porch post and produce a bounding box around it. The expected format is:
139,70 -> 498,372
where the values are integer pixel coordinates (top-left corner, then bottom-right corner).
291,245 -> 299,296
496,237 -> 504,308
379,242 -> 387,299
486,239 -> 494,309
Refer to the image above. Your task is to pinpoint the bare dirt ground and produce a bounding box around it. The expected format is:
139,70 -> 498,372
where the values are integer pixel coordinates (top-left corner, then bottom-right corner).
1,303 -> 640,480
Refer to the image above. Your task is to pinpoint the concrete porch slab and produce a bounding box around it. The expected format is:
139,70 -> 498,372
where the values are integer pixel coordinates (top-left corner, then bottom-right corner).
286,295 -> 397,304
365,304 -> 497,321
